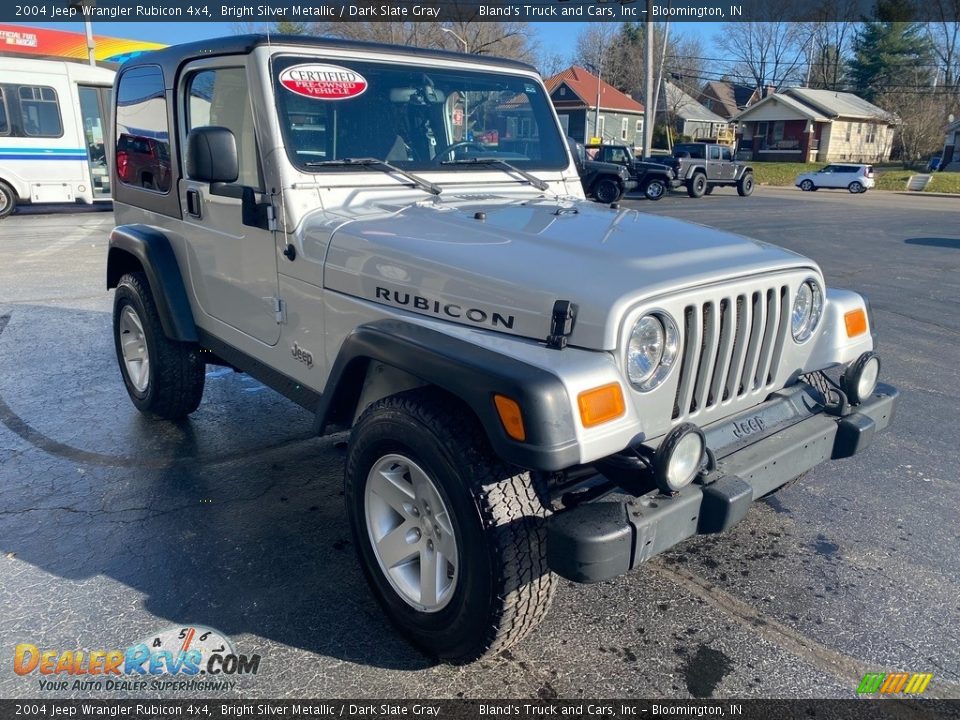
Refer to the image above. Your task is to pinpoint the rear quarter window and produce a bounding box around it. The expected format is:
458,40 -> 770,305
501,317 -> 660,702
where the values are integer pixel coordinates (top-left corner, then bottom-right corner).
115,65 -> 171,193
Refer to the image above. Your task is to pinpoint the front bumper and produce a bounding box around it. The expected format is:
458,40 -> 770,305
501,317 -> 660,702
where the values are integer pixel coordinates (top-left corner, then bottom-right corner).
547,381 -> 898,583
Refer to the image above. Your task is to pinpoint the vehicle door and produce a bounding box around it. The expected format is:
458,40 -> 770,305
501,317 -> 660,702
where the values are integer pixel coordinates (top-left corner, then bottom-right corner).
718,145 -> 736,181
76,84 -> 111,198
176,59 -> 281,346
818,165 -> 838,188
707,144 -> 723,180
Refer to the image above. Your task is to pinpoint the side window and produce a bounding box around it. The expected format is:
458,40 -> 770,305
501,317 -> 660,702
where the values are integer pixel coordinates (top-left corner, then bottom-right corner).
709,145 -> 721,160
116,66 -> 171,193
19,86 -> 62,137
187,68 -> 260,189
0,88 -> 8,135
720,146 -> 732,161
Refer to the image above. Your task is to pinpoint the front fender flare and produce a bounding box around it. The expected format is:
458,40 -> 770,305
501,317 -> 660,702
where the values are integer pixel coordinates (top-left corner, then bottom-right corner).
317,320 -> 581,472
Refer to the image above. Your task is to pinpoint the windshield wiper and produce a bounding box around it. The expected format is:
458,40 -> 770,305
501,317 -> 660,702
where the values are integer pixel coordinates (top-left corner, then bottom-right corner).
303,157 -> 442,196
440,157 -> 550,191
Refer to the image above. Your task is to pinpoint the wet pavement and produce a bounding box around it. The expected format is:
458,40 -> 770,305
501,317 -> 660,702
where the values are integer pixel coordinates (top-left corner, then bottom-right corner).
0,190 -> 958,700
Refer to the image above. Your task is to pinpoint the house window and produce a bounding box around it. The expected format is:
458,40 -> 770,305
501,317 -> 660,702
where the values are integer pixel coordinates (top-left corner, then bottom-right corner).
597,115 -> 605,139
845,123 -> 851,142
636,120 -> 642,133
559,87 -> 566,96
857,122 -> 862,135
865,124 -> 877,144
757,121 -> 768,139
621,117 -> 628,141
772,121 -> 784,143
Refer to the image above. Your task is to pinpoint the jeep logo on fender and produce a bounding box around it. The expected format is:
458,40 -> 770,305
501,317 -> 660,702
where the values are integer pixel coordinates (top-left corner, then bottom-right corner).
291,342 -> 314,368
279,64 -> 368,100
375,287 -> 515,329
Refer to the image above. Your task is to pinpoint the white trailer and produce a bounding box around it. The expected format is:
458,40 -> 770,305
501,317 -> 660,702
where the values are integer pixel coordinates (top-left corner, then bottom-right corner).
0,57 -> 115,218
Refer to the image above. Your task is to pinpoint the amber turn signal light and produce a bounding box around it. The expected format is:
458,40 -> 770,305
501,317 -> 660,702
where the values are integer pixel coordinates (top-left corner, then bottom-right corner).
494,395 -> 526,442
578,383 -> 626,428
845,308 -> 868,338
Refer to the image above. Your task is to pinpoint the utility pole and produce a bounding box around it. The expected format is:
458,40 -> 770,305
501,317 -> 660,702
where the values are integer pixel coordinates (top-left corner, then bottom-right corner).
642,0 -> 654,158
68,0 -> 97,66
594,34 -> 605,142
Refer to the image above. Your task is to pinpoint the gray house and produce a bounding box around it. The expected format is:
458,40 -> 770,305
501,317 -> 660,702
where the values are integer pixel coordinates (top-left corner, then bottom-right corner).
545,66 -> 646,147
659,82 -> 730,142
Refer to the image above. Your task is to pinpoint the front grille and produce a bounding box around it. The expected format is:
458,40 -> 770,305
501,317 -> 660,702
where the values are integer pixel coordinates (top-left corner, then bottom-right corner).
672,284 -> 790,419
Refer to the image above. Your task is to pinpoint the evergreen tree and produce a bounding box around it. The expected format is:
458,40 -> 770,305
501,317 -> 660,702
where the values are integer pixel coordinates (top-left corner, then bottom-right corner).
847,22 -> 935,103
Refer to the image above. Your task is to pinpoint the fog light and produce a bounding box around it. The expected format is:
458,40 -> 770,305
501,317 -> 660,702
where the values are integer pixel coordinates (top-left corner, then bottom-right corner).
654,423 -> 705,493
841,352 -> 880,405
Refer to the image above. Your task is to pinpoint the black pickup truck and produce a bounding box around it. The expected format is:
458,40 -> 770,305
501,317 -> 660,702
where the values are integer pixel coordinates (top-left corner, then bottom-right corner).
585,143 -> 677,201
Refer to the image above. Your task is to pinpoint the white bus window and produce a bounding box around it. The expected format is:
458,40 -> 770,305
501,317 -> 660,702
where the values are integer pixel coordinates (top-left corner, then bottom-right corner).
0,89 -> 8,135
19,86 -> 63,137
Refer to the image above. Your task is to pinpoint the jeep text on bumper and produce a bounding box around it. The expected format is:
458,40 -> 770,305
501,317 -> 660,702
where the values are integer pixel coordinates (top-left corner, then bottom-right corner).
548,379 -> 897,583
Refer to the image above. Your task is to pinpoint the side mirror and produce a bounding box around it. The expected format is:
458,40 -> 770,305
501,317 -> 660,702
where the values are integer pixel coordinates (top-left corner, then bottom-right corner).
186,126 -> 238,183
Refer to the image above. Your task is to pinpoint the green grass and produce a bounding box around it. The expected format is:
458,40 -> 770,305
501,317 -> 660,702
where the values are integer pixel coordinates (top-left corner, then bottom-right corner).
750,161 -> 960,194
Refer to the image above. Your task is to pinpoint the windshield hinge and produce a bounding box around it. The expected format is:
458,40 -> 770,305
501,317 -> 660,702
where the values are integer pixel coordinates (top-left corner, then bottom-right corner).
273,297 -> 286,325
546,300 -> 578,350
267,204 -> 278,232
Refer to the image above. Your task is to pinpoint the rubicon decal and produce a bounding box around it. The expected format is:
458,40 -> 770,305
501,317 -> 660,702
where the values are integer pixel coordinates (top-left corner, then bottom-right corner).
375,287 -> 515,329
279,64 -> 368,100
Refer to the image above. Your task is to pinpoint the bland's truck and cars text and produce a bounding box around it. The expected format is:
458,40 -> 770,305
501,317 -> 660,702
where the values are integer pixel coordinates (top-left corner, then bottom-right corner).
105,36 -> 896,663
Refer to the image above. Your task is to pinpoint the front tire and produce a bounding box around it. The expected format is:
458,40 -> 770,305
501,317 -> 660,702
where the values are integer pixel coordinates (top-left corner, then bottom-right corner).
799,179 -> 814,192
345,389 -> 555,663
687,172 -> 707,198
593,178 -> 622,204
0,180 -> 17,218
643,177 -> 667,201
737,172 -> 755,196
113,272 -> 205,419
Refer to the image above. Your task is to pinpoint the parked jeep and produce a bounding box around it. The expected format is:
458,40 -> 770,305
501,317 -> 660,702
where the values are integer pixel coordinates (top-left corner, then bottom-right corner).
655,142 -> 755,198
568,138 -> 634,203
585,142 -> 678,201
107,36 -> 896,663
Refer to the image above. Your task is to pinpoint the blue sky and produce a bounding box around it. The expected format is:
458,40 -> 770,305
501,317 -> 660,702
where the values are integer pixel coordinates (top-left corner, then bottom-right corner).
29,21 -> 720,65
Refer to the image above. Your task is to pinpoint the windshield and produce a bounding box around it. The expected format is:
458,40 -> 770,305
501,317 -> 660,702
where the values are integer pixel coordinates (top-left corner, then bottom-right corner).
273,56 -> 568,173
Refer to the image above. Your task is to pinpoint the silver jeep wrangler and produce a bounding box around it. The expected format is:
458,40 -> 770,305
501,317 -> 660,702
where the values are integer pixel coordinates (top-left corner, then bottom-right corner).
106,35 -> 897,663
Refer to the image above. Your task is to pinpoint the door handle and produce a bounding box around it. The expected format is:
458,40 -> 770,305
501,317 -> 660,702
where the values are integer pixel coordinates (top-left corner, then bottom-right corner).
186,188 -> 201,218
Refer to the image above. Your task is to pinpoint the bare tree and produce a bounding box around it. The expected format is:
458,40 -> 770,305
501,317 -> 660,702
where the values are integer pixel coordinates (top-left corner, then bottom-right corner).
715,15 -> 807,93
885,88 -> 949,167
801,17 -> 857,89
926,3 -> 960,105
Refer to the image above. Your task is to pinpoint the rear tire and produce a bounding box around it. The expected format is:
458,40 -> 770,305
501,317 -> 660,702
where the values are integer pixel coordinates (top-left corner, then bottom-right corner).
113,272 -> 205,419
643,177 -> 667,201
737,172 -> 755,197
687,172 -> 707,198
848,181 -> 864,194
593,178 -> 622,204
345,388 -> 556,663
0,180 -> 17,218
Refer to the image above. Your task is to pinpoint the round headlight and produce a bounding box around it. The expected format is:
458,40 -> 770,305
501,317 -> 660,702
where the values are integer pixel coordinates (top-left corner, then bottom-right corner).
841,352 -> 880,404
792,279 -> 824,342
654,423 -> 705,493
627,313 -> 679,391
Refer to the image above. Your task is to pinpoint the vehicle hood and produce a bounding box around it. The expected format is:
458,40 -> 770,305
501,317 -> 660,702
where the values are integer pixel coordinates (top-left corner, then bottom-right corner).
320,195 -> 816,350
584,159 -> 628,177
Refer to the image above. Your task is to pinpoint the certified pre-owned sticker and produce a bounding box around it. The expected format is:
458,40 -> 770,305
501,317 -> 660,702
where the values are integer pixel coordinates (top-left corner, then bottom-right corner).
279,63 -> 368,100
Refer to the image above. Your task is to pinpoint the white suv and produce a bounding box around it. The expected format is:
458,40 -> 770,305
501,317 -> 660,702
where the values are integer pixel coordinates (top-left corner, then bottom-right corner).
796,163 -> 875,193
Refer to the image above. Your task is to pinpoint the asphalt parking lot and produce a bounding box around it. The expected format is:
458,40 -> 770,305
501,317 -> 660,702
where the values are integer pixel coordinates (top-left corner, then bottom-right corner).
0,187 -> 958,700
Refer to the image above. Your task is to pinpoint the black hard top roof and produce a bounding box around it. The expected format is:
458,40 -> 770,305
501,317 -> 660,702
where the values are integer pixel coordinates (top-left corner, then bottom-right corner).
122,34 -> 537,83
